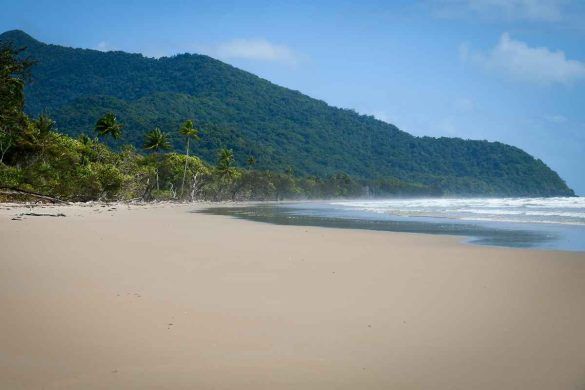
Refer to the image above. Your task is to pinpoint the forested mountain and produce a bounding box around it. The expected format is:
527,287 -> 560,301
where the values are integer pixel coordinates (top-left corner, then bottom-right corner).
0,29 -> 574,196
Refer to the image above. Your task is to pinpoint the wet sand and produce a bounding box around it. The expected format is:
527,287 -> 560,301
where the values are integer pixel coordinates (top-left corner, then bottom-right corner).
1,203 -> 584,389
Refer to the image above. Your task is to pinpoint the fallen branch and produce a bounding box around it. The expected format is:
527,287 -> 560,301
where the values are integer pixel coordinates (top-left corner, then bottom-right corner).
20,212 -> 66,217
0,186 -> 67,204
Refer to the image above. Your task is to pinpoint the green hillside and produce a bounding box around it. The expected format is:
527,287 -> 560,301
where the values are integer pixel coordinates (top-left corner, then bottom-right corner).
0,29 -> 574,196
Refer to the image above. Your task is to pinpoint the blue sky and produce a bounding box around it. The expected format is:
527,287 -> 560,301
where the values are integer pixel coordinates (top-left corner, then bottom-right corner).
2,0 -> 584,193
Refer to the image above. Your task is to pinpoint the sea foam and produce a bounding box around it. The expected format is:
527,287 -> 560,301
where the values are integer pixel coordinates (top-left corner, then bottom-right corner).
329,197 -> 585,225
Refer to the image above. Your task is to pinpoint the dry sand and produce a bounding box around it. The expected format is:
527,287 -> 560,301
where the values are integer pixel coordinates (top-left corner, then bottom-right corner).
0,203 -> 584,389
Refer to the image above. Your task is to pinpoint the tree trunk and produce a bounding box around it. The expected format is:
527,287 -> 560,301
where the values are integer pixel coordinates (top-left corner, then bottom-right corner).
142,177 -> 152,201
190,172 -> 199,202
153,151 -> 162,192
0,186 -> 66,204
156,169 -> 160,191
0,137 -> 12,164
180,138 -> 190,199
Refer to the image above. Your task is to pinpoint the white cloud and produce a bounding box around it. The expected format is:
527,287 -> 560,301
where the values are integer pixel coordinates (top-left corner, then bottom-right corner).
544,114 -> 568,123
206,39 -> 299,65
429,0 -> 566,21
372,111 -> 392,123
463,33 -> 585,85
95,41 -> 115,52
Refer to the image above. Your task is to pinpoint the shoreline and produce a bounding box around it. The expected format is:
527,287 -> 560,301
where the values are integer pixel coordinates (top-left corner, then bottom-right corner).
2,200 -> 584,253
200,201 -> 585,253
1,203 -> 584,389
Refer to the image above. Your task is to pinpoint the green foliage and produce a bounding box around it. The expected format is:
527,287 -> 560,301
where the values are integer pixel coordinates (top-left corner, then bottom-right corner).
246,156 -> 256,167
179,119 -> 200,141
143,128 -> 171,152
178,119 -> 200,197
94,112 -> 123,140
0,116 -> 450,202
34,113 -> 56,134
216,148 -> 237,179
0,163 -> 22,187
0,29 -> 576,197
0,41 -> 34,163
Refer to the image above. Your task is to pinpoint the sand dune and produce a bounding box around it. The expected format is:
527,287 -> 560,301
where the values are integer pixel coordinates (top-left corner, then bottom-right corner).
1,203 -> 584,389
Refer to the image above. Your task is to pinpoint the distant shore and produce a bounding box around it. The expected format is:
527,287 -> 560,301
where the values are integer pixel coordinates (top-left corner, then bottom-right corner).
1,203 -> 584,389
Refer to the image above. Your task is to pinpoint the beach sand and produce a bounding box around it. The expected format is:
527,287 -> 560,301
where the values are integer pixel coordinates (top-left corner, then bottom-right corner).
1,203 -> 584,389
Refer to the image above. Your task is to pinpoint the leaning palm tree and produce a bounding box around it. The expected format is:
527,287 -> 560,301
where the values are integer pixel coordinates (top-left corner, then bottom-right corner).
178,119 -> 200,198
94,113 -> 123,140
143,128 -> 171,190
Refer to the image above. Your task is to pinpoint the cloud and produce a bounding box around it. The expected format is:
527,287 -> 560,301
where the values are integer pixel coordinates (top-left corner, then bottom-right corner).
372,111 -> 392,123
462,33 -> 585,85
205,39 -> 300,65
429,0 -> 567,21
95,41 -> 115,52
543,114 -> 568,123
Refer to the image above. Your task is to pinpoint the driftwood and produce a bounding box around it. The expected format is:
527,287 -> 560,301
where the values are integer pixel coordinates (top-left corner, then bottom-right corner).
21,212 -> 66,217
0,186 -> 67,204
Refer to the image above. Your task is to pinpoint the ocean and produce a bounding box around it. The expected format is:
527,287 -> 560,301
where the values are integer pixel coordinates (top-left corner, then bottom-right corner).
202,197 -> 585,252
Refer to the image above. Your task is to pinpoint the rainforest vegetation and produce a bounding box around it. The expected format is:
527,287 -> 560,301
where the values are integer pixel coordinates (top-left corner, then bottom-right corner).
0,43 -> 435,202
0,30 -> 575,199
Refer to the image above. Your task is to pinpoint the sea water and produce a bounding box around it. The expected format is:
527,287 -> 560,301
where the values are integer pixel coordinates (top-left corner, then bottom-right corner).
201,197 -> 585,252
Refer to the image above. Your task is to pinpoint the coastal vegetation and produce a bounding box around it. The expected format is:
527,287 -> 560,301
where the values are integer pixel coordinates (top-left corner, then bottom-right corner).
0,42 -> 434,202
0,30 -> 575,199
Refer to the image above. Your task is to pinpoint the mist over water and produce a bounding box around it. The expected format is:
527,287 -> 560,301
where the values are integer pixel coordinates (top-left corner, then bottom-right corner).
330,197 -> 585,226
202,197 -> 585,252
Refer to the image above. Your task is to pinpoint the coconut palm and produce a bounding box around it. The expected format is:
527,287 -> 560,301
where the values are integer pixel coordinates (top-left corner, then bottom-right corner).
78,134 -> 92,146
144,127 -> 171,152
216,148 -> 241,200
35,113 -> 56,136
178,119 -> 200,198
94,113 -> 123,140
34,113 -> 56,159
216,147 -> 237,180
143,128 -> 171,190
246,156 -> 256,168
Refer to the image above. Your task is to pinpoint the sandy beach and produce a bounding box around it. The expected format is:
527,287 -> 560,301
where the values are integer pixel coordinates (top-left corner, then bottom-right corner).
1,203 -> 584,389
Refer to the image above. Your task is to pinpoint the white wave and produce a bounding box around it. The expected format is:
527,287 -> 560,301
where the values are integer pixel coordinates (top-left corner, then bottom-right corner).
459,217 -> 584,226
328,197 -> 585,225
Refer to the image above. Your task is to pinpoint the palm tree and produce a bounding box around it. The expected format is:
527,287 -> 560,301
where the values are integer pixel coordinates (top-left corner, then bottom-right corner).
143,128 -> 171,190
34,113 -> 56,159
77,134 -> 93,165
246,156 -> 256,168
94,113 -> 123,140
144,127 -> 171,152
35,113 -> 56,136
216,148 -> 240,200
178,119 -> 200,198
216,148 -> 237,180
78,134 -> 92,145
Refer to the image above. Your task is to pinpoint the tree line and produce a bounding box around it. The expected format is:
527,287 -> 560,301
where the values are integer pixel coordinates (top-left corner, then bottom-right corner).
0,42 -> 437,202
